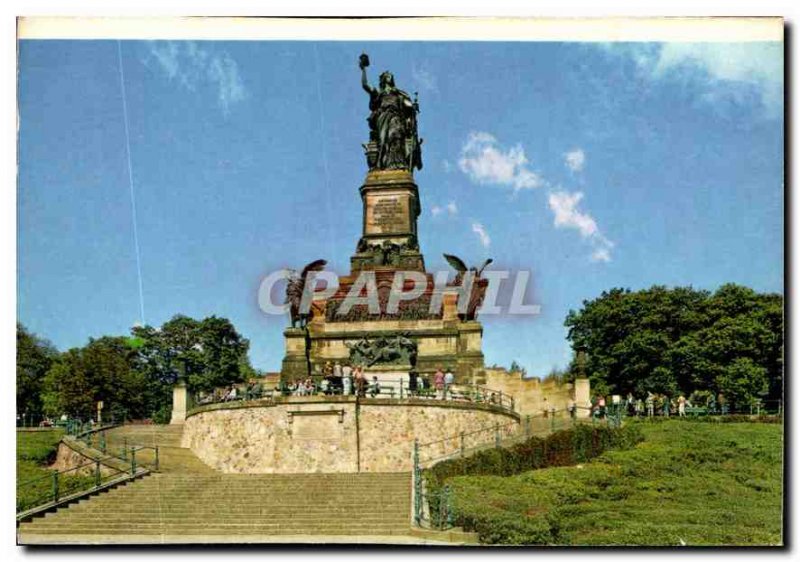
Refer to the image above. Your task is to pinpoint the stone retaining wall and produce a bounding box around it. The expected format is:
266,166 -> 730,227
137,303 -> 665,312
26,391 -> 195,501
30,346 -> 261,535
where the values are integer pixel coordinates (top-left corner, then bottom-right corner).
182,396 -> 518,473
51,437 -> 130,476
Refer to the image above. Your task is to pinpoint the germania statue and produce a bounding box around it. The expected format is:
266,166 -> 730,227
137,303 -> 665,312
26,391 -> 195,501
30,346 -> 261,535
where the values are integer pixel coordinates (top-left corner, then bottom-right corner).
359,53 -> 423,172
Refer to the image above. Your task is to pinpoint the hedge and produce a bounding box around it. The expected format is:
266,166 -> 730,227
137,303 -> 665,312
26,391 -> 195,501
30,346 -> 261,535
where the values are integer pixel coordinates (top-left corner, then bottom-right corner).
425,423 -> 643,489
422,424 -> 643,531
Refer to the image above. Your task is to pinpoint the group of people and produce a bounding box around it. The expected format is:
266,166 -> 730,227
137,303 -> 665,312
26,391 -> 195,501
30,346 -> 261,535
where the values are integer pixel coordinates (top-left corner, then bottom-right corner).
283,363 -> 461,400
588,392 -> 724,419
285,363 -> 370,397
196,363 -> 508,409
197,382 -> 266,405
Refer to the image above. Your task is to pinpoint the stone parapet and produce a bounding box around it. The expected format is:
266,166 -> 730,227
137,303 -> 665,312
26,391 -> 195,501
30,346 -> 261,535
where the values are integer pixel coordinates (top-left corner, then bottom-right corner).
182,396 -> 519,473
483,368 -> 592,418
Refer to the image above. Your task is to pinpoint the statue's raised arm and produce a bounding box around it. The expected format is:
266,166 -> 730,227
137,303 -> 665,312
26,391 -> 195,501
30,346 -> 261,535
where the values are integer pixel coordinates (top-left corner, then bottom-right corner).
359,53 -> 375,97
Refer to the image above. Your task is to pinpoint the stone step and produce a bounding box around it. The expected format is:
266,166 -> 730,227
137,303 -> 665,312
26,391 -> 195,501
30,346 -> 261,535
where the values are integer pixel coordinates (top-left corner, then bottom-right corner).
27,515 -> 409,526
101,490 -> 410,496
119,487 -> 409,493
100,491 -> 410,499
128,476 -> 410,482
107,478 -> 409,484
30,515 -> 409,525
25,521 -> 408,531
18,524 -> 409,537
57,503 -> 410,511
55,505 -> 410,514
62,508 -> 409,517
102,490 -> 410,497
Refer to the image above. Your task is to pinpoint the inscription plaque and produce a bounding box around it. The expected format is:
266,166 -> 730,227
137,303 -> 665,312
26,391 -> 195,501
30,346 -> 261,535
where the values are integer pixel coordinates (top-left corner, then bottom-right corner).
292,415 -> 344,441
367,194 -> 409,234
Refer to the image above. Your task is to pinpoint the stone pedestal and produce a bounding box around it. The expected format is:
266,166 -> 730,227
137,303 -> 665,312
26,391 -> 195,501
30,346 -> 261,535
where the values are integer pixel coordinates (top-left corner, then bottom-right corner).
351,170 -> 425,273
574,378 -> 591,415
170,382 -> 187,425
281,328 -> 309,381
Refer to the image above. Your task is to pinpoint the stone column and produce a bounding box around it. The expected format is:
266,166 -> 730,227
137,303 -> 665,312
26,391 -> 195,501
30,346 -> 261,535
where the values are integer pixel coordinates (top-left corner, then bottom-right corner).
455,321 -> 485,382
170,382 -> 188,425
574,378 -> 591,418
281,328 -> 309,382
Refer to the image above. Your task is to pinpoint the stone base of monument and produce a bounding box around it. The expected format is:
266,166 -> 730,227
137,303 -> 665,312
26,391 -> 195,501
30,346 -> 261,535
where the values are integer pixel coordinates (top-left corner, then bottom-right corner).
280,318 -> 485,385
181,395 -> 520,473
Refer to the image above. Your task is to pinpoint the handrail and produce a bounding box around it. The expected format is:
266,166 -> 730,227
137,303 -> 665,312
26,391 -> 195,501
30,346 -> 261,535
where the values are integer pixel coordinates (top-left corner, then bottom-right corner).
16,466 -> 149,522
16,424 -> 157,517
191,378 -> 517,415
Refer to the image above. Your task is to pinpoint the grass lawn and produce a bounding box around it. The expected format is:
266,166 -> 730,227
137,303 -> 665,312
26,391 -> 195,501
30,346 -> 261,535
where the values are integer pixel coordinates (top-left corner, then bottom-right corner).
449,420 -> 783,546
17,429 -> 64,512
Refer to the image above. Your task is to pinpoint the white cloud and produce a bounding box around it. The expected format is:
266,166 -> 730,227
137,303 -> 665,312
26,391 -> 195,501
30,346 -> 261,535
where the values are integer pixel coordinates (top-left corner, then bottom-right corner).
548,190 -> 613,262
431,201 -> 458,218
458,132 -> 544,191
564,148 -> 586,173
454,132 -> 613,263
548,191 -> 597,238
602,42 -> 783,117
472,222 -> 491,248
411,64 -> 438,94
146,41 -> 246,115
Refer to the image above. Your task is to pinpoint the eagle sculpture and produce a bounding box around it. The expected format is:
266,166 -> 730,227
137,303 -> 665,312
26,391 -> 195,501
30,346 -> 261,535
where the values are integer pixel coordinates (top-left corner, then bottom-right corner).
285,259 -> 327,328
442,254 -> 493,321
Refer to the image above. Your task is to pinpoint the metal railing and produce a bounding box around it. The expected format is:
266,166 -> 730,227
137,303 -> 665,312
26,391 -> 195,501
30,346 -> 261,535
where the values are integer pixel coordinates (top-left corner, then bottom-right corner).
16,457 -> 133,515
191,378 -> 516,415
190,386 -> 275,409
16,424 -> 158,519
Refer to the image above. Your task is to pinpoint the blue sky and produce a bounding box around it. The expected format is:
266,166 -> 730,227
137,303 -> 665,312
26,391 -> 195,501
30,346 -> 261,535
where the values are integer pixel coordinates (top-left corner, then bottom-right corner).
18,40 -> 783,375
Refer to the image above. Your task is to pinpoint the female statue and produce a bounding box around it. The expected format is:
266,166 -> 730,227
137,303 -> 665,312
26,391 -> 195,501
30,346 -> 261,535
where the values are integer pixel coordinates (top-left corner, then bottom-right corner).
360,54 -> 422,171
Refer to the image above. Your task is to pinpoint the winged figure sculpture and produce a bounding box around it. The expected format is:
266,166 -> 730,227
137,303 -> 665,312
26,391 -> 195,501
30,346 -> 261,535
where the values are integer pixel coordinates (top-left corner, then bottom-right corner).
285,259 -> 327,328
442,254 -> 494,321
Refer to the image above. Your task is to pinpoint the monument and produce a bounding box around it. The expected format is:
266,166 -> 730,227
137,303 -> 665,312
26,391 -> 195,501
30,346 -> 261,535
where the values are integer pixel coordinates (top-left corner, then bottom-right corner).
177,54 -> 588,476
280,54 -> 488,386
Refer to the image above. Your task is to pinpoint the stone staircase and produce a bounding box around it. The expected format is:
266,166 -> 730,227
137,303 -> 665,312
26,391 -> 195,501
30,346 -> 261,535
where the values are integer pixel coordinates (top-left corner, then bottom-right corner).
103,424 -> 215,474
18,471 -> 418,543
18,424 -> 474,544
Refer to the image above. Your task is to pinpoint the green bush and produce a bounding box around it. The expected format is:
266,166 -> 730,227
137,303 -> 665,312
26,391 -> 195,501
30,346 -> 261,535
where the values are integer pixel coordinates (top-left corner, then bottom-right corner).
425,424 -> 642,489
151,405 -> 172,425
423,424 -> 643,532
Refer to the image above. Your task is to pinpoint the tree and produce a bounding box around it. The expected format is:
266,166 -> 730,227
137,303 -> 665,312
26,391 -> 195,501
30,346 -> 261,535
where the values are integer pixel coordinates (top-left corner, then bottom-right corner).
132,314 -> 252,397
41,337 -> 148,420
715,357 -> 768,406
23,314 -> 255,422
17,324 -> 57,420
565,284 -> 783,406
